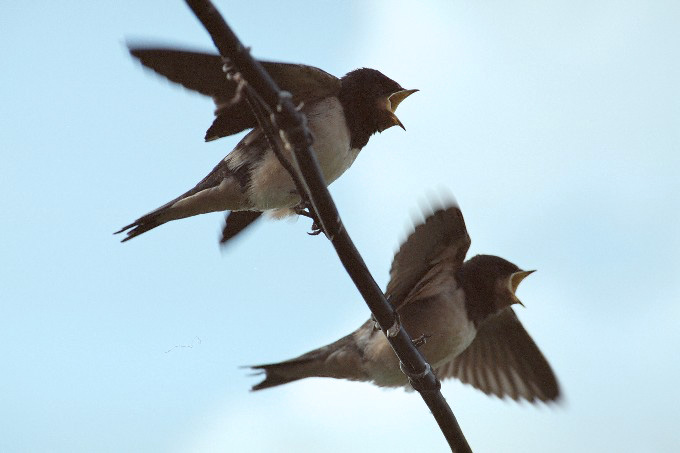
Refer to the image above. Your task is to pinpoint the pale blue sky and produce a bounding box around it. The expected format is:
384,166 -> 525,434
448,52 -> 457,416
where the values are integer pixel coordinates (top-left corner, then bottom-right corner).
2,1 -> 679,452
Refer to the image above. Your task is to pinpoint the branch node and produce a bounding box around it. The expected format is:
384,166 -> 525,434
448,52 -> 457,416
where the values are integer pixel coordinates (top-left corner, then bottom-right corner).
399,362 -> 440,393
386,313 -> 401,338
221,60 -> 234,75
276,91 -> 293,113
277,121 -> 314,153
327,218 -> 343,241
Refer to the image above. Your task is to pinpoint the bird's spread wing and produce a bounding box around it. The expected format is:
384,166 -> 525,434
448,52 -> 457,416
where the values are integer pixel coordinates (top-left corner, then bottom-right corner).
128,47 -> 341,140
385,205 -> 471,311
435,308 -> 560,402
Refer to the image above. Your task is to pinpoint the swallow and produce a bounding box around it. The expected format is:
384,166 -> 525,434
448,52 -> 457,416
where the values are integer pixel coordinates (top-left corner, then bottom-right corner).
250,203 -> 560,403
115,47 -> 417,243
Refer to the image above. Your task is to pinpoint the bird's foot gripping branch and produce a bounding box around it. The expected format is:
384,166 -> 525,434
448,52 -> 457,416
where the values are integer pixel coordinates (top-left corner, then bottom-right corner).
293,202 -> 324,236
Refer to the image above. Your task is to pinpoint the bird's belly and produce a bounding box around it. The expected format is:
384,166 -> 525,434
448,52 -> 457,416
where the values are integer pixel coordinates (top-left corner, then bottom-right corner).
306,97 -> 355,184
429,320 -> 477,368
363,288 -> 478,388
247,149 -> 302,211
421,288 -> 477,367
247,97 -> 354,212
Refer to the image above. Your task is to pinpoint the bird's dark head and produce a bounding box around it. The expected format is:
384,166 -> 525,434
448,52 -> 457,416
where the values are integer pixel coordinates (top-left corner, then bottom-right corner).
339,68 -> 417,149
458,254 -> 536,325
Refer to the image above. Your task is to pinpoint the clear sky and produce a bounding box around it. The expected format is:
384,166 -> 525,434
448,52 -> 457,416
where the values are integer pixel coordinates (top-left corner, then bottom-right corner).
2,1 -> 679,452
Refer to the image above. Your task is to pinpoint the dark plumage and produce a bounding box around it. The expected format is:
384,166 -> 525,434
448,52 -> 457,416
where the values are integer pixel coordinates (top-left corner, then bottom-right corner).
251,203 -> 560,403
457,254 -> 522,325
339,68 -> 407,149
116,47 -> 417,244
219,211 -> 262,245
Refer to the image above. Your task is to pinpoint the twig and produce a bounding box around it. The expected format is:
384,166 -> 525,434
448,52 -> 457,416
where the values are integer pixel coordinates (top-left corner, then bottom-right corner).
183,1 -> 472,451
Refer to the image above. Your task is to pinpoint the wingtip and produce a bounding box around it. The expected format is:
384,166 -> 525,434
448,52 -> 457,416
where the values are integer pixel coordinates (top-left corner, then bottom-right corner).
125,40 -> 152,58
125,40 -> 168,55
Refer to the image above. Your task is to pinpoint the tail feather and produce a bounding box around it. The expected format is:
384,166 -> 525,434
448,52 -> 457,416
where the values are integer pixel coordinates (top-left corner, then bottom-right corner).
114,214 -> 166,242
250,357 -> 318,391
116,160 -> 247,243
114,198 -> 179,242
249,334 -> 365,391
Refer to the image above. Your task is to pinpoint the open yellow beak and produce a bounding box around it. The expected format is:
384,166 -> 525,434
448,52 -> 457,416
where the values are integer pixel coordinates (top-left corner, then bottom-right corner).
510,270 -> 536,306
389,88 -> 419,111
382,88 -> 418,130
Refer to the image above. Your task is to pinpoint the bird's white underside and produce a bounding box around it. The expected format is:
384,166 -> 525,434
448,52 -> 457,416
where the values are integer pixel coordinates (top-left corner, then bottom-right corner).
159,97 -> 355,223
247,96 -> 357,212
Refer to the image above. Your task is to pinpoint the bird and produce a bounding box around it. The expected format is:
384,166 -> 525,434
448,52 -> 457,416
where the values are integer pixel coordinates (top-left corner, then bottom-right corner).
115,46 -> 417,244
250,203 -> 560,403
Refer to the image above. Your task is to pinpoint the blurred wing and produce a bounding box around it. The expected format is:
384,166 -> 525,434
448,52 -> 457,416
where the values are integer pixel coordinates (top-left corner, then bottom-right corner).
436,308 -> 560,403
219,211 -> 263,246
129,47 -> 229,97
386,205 -> 471,310
128,47 -> 341,140
207,60 -> 341,141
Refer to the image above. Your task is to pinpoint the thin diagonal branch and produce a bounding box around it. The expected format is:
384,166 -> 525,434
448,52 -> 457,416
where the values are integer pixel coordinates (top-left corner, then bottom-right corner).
223,62 -> 322,233
183,1 -> 472,451
237,74 -> 310,209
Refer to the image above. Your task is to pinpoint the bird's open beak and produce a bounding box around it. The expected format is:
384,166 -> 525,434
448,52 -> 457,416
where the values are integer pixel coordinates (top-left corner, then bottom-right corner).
381,89 -> 418,131
389,88 -> 419,111
510,270 -> 536,306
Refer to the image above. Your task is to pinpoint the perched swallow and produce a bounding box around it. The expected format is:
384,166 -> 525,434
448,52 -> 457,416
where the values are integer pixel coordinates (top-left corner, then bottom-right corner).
251,203 -> 560,403
115,47 -> 417,243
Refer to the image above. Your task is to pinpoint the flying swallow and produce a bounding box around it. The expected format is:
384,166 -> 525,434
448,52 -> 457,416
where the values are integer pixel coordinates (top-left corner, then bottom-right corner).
115,47 -> 417,244
251,203 -> 560,403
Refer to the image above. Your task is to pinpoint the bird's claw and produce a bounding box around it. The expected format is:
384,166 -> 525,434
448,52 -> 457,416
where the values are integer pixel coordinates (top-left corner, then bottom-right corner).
308,221 -> 323,236
293,202 -> 313,218
412,334 -> 432,349
294,202 -> 324,236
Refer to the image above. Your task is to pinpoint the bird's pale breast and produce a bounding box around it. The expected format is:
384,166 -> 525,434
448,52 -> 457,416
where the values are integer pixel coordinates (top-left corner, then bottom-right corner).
246,97 -> 354,212
361,283 -> 478,388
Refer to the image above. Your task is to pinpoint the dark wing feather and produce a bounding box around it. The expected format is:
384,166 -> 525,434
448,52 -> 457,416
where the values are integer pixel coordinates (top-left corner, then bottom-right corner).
129,48 -> 230,97
208,60 -> 341,141
219,211 -> 263,246
385,205 -> 471,311
128,47 -> 341,140
255,62 -> 341,108
436,308 -> 560,403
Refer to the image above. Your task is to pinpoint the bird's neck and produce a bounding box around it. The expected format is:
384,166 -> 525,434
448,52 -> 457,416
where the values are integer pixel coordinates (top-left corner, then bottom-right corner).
338,91 -> 376,150
456,265 -> 498,327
